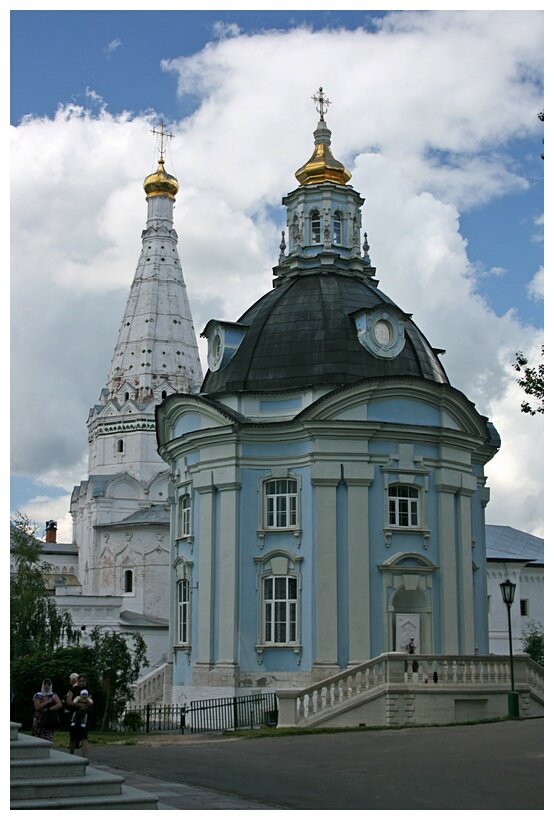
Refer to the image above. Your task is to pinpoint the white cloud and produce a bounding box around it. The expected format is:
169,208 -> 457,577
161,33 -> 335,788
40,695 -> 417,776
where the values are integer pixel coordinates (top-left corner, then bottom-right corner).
11,12 -> 543,535
531,213 -> 544,243
212,22 -> 241,39
104,38 -> 122,55
527,266 -> 544,301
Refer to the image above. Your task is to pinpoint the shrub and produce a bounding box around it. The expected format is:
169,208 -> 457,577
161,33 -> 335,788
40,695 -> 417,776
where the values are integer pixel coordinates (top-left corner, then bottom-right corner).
521,620 -> 544,666
122,710 -> 144,732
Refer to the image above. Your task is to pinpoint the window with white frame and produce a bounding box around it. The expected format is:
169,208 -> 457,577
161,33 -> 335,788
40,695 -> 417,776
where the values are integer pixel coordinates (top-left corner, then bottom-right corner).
180,492 -> 192,537
332,211 -> 342,244
264,575 -> 297,644
264,478 -> 298,529
388,485 -> 420,528
311,210 -> 321,244
123,569 -> 133,594
176,578 -> 190,644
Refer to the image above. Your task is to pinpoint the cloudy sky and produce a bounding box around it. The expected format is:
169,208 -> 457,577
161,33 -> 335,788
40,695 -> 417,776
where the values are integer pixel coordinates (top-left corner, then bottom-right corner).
10,8 -> 544,541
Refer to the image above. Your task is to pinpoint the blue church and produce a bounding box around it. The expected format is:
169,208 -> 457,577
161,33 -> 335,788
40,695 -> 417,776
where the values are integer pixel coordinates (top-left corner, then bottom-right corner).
156,90 -> 501,701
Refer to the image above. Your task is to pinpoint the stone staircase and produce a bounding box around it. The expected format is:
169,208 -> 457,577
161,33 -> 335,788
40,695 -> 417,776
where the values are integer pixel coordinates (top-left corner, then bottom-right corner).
10,722 -> 158,810
275,653 -> 544,729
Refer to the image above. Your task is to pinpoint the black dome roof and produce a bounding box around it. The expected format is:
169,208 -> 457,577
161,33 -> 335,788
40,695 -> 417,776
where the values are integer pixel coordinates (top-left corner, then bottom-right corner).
202,272 -> 449,395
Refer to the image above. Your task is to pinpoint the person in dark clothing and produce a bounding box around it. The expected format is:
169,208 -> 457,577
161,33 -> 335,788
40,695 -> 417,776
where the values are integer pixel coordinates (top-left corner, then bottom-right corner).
68,674 -> 91,757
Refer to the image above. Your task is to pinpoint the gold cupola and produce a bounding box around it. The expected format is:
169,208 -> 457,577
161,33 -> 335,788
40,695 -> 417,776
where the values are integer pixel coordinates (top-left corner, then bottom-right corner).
295,88 -> 352,186
143,157 -> 179,199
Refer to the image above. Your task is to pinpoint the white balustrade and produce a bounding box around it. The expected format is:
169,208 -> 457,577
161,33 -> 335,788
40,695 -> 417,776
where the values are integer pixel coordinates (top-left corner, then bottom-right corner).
279,653 -> 543,727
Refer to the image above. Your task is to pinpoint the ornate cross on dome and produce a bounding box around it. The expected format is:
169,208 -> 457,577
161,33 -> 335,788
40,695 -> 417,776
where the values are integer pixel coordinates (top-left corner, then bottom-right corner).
312,87 -> 331,121
151,120 -> 174,160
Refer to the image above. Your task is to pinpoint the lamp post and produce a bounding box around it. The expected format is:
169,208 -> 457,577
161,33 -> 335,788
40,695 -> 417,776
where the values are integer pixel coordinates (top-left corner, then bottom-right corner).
499,578 -> 520,718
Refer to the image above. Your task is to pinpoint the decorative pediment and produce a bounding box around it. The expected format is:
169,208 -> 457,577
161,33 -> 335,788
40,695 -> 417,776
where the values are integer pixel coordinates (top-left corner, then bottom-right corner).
379,551 -> 437,571
112,540 -> 141,562
173,556 -> 193,580
297,380 -> 489,439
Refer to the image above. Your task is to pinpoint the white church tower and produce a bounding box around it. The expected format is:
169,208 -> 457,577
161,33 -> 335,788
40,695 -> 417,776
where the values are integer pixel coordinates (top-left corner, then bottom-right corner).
70,125 -> 202,665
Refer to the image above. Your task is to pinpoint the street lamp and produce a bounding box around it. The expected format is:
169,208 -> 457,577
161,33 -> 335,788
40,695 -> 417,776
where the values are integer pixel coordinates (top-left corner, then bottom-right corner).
499,578 -> 520,718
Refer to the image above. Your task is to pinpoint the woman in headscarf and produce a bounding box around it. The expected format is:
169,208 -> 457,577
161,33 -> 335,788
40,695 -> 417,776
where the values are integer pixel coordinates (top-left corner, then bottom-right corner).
32,678 -> 63,741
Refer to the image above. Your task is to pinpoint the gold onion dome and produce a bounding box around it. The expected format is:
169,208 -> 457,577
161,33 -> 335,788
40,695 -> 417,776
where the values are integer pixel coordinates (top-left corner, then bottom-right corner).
295,118 -> 352,186
143,157 -> 179,199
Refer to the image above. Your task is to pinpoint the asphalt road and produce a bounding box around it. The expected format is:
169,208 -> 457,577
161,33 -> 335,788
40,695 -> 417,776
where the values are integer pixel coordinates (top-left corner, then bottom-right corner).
88,719 -> 544,810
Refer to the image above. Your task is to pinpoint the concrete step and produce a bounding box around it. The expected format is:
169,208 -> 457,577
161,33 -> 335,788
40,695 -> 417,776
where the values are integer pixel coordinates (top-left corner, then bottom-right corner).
11,768 -> 125,801
10,732 -> 52,760
10,784 -> 159,810
11,750 -> 89,780
9,722 -> 158,810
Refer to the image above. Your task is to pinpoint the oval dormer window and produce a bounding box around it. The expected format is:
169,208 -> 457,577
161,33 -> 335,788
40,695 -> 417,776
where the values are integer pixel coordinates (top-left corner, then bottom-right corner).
209,329 -> 223,370
374,319 -> 392,346
354,308 -> 407,360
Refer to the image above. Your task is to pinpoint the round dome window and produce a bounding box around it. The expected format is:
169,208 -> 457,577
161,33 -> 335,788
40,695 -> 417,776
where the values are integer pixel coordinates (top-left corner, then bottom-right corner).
354,308 -> 406,359
374,319 -> 392,346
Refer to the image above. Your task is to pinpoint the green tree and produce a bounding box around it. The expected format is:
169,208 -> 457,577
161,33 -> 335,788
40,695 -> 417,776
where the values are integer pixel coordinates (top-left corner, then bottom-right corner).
10,644 -> 103,730
521,620 -> 543,666
513,346 -> 544,416
89,626 -> 147,730
10,513 -> 78,661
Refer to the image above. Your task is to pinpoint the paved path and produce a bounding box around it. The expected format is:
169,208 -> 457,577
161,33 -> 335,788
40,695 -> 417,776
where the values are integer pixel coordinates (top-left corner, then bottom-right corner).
91,762 -> 278,810
88,719 -> 543,810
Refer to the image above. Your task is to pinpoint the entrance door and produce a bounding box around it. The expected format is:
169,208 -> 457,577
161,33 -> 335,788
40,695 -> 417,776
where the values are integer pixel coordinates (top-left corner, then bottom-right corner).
396,613 -> 420,653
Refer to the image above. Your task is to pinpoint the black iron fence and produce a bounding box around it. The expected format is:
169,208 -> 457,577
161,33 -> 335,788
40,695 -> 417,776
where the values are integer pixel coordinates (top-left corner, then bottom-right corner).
118,703 -> 187,733
189,692 -> 278,733
119,692 -> 278,734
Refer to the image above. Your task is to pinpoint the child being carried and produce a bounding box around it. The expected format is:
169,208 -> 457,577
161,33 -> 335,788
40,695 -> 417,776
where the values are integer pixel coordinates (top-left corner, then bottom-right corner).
70,689 -> 93,728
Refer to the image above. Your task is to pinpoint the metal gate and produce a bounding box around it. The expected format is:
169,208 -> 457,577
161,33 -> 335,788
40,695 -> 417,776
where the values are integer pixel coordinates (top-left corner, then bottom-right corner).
189,692 -> 278,733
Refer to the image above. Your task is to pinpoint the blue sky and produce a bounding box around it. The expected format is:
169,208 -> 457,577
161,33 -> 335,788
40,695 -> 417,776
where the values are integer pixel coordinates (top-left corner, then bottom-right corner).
11,10 -> 387,125
10,9 -> 544,537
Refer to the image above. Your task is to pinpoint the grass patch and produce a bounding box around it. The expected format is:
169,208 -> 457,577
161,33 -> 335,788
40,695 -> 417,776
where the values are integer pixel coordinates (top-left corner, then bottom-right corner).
230,716 -> 512,739
20,716 -> 515,748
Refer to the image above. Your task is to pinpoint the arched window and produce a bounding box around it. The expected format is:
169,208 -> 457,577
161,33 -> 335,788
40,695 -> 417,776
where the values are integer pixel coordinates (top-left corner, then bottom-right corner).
255,551 -> 303,657
264,575 -> 297,643
388,485 -> 420,528
124,392 -> 130,402
311,210 -> 321,244
117,439 -> 124,454
161,390 -> 167,400
264,479 -> 298,529
332,212 -> 342,245
124,569 -> 133,593
176,578 -> 190,644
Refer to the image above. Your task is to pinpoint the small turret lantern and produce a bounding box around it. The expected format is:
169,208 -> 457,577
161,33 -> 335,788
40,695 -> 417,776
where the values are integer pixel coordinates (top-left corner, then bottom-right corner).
294,87 -> 352,186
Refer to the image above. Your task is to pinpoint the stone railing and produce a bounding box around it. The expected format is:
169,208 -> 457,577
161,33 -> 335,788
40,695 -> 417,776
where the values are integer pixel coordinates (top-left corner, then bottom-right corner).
275,653 -> 543,727
132,661 -> 173,707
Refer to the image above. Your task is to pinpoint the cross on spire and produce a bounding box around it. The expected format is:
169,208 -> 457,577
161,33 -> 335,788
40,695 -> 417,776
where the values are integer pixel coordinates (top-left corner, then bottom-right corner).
151,120 -> 174,160
312,87 -> 331,121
